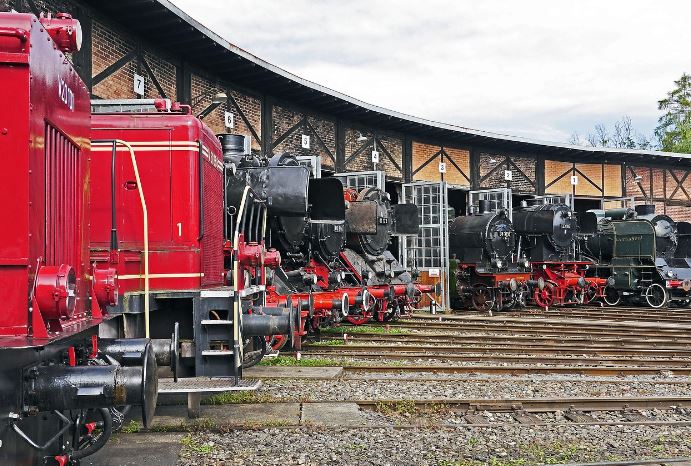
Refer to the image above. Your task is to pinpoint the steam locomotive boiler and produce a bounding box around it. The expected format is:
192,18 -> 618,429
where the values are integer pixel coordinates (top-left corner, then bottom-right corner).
581,205 -> 691,308
221,138 -> 359,344
450,200 -> 531,313
338,185 -> 434,323
512,202 -> 606,307
0,12 -> 157,464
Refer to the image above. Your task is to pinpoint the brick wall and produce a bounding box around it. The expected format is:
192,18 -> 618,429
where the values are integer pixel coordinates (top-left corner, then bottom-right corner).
344,129 -> 403,180
190,73 -> 226,134
480,152 -> 536,193
625,165 -> 691,220
269,104 -> 336,170
546,161 -> 622,197
411,141 -> 470,186
227,89 -> 262,153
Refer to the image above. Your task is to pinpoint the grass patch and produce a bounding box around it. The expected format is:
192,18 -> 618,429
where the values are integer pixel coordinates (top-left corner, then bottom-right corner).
374,400 -> 417,416
258,355 -> 346,367
519,441 -> 580,464
120,420 -> 140,433
321,325 -> 410,335
439,460 -> 526,466
308,338 -> 346,346
203,390 -> 273,405
180,434 -> 215,455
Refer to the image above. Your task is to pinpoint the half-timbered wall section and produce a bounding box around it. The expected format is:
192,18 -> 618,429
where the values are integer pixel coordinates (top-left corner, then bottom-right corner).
624,165 -> 691,220
411,141 -> 470,187
270,104 -> 336,172
478,152 -> 537,194
226,89 -> 263,154
344,129 -> 403,180
190,73 -> 226,134
545,161 -> 622,197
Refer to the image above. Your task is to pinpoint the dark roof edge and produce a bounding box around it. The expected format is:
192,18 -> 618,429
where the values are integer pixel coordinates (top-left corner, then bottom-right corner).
161,0 -> 689,160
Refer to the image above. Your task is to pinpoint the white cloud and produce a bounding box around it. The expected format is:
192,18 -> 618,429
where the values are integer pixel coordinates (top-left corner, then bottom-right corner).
170,0 -> 690,143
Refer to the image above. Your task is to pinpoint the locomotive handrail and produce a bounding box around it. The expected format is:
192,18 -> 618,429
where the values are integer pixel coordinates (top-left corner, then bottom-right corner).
12,411 -> 72,451
0,27 -> 28,42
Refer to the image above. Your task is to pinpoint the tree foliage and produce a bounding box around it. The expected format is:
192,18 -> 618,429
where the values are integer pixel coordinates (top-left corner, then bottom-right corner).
655,72 -> 691,153
570,116 -> 652,150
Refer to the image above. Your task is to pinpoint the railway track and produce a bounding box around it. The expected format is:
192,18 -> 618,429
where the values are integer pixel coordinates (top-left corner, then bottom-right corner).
328,331 -> 691,346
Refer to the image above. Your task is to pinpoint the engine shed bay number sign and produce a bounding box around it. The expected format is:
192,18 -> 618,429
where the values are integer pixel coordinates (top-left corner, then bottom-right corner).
133,73 -> 145,96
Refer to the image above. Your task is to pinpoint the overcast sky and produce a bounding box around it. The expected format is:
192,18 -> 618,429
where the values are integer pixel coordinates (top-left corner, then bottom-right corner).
170,0 -> 689,144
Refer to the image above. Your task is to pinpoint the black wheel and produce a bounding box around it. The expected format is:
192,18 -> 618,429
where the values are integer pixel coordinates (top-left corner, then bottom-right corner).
645,283 -> 668,309
471,285 -> 495,314
242,336 -> 267,368
70,408 -> 113,460
603,286 -> 621,306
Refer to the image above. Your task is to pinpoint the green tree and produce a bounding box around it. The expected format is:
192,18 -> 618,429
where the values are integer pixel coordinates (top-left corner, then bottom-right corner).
655,73 -> 691,153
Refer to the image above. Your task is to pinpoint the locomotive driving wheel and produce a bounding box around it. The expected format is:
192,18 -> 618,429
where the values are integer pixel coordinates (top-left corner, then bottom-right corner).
645,283 -> 668,309
602,286 -> 621,306
471,285 -> 495,314
533,282 -> 556,309
580,284 -> 599,305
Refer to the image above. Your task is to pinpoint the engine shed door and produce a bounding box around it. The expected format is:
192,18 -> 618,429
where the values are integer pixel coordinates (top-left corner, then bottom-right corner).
524,194 -> 573,209
469,188 -> 513,219
401,181 -> 449,312
602,196 -> 635,210
334,170 -> 385,191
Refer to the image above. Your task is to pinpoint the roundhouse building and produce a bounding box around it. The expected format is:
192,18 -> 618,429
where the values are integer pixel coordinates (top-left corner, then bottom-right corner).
11,0 -> 690,219
9,0 -> 691,306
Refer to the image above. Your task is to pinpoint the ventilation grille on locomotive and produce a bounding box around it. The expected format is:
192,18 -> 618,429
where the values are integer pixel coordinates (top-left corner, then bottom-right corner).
45,124 -> 80,267
201,151 -> 224,287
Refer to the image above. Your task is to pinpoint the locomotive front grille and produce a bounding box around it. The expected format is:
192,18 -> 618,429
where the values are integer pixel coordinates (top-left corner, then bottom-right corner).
45,124 -> 80,267
201,152 -> 223,287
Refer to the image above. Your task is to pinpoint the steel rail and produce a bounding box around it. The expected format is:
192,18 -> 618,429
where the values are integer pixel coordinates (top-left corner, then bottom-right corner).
305,342 -> 691,357
338,364 -> 691,376
299,350 -> 691,366
330,332 -> 691,346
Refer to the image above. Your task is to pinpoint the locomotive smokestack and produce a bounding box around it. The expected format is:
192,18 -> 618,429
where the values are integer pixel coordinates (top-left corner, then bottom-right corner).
478,199 -> 491,214
218,133 -> 249,164
635,204 -> 656,216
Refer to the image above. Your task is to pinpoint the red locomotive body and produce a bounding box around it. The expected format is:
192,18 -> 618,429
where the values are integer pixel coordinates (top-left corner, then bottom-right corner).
0,12 -> 91,340
0,13 -> 156,465
90,105 -> 224,295
88,103 -> 294,378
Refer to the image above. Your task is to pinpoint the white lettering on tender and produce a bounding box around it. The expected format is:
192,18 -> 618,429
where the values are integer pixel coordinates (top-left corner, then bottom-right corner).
58,78 -> 74,111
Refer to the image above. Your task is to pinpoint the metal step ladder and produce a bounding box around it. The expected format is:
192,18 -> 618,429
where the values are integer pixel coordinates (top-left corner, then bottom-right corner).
194,288 -> 241,378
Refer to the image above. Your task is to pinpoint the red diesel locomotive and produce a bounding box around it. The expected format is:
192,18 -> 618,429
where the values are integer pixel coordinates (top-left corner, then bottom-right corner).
0,12 -> 156,465
89,100 -> 294,376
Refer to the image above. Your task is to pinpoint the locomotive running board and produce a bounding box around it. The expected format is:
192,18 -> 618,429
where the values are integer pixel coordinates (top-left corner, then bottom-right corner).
158,377 -> 261,394
158,377 -> 261,418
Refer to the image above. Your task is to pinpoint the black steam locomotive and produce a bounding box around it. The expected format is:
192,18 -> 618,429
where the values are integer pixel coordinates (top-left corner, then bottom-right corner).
581,205 -> 691,308
512,202 -> 605,307
449,200 -> 531,313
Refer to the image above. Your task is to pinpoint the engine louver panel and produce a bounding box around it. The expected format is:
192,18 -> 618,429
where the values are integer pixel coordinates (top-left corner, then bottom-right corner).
45,124 -> 80,267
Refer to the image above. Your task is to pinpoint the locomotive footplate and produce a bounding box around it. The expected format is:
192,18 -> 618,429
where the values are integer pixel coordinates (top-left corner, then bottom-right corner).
158,377 -> 261,418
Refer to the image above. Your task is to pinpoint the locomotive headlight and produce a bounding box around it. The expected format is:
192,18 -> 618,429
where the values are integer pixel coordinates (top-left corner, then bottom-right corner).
523,259 -> 530,268
542,264 -> 547,270
496,260 -> 502,268
667,270 -> 675,278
